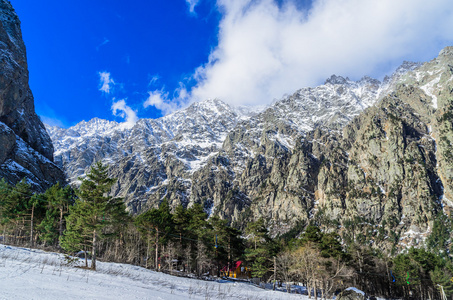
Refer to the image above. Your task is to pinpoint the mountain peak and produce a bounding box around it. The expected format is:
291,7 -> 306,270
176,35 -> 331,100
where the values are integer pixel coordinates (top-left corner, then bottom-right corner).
358,76 -> 381,86
324,75 -> 350,85
188,98 -> 232,113
438,46 -> 453,57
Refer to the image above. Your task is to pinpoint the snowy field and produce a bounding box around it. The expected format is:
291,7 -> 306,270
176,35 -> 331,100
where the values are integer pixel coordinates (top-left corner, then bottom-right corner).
0,244 -> 310,300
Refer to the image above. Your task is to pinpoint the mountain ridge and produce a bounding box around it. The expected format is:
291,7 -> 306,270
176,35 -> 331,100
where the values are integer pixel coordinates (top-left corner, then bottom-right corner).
47,60 -> 414,206
47,47 -> 453,251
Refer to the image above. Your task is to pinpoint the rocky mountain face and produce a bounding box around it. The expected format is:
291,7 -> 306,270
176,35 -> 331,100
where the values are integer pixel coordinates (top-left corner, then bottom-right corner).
47,99 -> 251,212
47,73 -> 399,213
48,47 -> 453,252
0,0 -> 64,190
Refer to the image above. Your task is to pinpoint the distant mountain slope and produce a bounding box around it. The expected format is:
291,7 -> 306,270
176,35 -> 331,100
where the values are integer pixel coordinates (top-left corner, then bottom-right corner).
47,46 -> 453,252
48,62 -> 410,212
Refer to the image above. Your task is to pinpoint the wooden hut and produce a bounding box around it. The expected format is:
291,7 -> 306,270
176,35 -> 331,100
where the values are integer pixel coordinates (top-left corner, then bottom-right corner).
220,261 -> 251,279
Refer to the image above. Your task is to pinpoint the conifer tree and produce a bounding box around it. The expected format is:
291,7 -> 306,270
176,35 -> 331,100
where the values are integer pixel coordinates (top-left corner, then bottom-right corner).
244,218 -> 279,279
61,161 -> 124,270
2,179 -> 33,243
4,179 -> 32,220
28,193 -> 45,247
0,178 -> 12,225
209,216 -> 244,276
39,183 -> 74,246
134,198 -> 174,270
430,265 -> 453,297
172,203 -> 211,274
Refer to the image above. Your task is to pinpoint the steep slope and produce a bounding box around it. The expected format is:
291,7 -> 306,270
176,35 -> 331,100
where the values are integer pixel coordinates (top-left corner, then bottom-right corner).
48,47 -> 453,252
208,48 -> 453,252
0,0 -> 64,190
188,64 -> 417,230
48,99 -> 246,212
48,68 -> 408,214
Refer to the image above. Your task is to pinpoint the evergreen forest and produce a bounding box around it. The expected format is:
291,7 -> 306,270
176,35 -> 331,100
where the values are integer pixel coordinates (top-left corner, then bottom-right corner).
1,162 -> 453,300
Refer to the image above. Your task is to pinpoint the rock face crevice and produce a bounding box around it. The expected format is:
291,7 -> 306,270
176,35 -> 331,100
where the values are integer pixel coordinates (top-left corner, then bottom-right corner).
0,0 -> 65,190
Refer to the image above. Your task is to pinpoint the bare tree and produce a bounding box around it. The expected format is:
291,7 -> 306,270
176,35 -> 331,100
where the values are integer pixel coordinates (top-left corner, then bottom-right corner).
291,243 -> 321,300
275,251 -> 294,293
196,239 -> 212,277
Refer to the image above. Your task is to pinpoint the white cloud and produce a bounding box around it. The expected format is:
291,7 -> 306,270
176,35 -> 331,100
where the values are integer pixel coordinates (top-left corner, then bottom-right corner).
186,0 -> 201,13
143,90 -> 179,116
148,74 -> 160,87
189,0 -> 453,107
99,72 -> 115,94
111,99 -> 139,129
143,83 -> 190,115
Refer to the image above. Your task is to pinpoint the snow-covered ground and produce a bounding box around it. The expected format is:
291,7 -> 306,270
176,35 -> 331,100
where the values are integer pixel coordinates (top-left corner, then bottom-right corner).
0,244 -> 309,300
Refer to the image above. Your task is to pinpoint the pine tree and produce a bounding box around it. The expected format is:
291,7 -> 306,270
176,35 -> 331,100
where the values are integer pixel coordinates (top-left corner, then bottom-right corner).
28,193 -> 45,247
3,179 -> 32,220
0,178 -> 12,225
209,216 -> 244,276
2,179 -> 33,244
172,203 -> 211,274
60,200 -> 92,267
134,198 -> 174,270
39,183 -> 74,246
61,161 -> 124,270
430,265 -> 453,297
244,218 -> 279,279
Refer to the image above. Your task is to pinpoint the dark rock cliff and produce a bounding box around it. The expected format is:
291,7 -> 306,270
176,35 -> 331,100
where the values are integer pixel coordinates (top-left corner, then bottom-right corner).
0,0 -> 65,190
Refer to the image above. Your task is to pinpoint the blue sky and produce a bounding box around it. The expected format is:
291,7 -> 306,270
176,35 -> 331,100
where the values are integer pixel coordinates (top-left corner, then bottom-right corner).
11,0 -> 221,127
10,0 -> 453,128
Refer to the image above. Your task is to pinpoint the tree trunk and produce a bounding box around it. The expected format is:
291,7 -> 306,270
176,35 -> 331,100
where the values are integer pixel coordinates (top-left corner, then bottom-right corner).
155,228 -> 159,271
320,281 -> 324,300
114,236 -> 119,262
314,281 -> 318,300
91,229 -> 97,270
146,237 -> 150,268
30,204 -> 34,247
58,207 -> 64,246
84,247 -> 88,268
273,256 -> 276,291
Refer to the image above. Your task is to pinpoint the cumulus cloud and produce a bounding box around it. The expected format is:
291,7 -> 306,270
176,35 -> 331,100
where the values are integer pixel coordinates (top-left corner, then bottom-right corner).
99,72 -> 115,94
111,99 -> 139,128
186,0 -> 201,13
144,83 -> 190,115
189,0 -> 453,107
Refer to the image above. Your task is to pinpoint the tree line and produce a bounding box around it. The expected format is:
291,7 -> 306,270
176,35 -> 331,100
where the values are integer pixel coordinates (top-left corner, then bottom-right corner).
1,161 -> 453,299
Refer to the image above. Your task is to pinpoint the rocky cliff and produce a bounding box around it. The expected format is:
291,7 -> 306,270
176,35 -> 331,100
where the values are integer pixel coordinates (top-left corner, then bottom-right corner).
47,62 -> 411,213
48,45 -> 453,251
0,0 -> 65,190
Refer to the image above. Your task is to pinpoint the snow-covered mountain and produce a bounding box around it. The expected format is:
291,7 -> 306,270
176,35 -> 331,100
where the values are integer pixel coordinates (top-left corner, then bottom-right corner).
47,63 -> 413,213
47,99 -> 248,183
47,47 -> 453,252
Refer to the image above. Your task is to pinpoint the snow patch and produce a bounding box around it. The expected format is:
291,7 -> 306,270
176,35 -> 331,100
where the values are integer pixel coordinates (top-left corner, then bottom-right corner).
419,73 -> 441,109
0,244 -> 309,300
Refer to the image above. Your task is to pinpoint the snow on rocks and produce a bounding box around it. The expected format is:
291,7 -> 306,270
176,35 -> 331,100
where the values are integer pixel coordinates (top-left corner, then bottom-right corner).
46,63 -> 415,213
